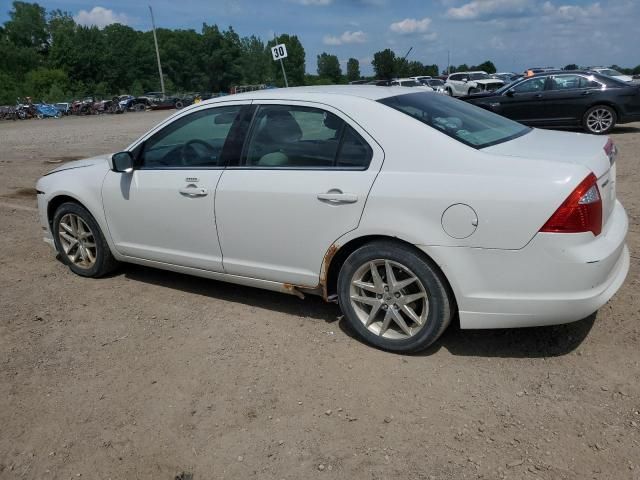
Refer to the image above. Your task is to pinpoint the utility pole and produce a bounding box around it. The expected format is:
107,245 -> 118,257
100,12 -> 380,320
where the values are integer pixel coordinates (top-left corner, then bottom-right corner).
447,49 -> 450,75
273,33 -> 289,88
149,5 -> 165,97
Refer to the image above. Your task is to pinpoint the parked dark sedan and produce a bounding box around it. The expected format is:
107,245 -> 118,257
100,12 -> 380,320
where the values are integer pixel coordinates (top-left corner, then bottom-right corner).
462,71 -> 640,134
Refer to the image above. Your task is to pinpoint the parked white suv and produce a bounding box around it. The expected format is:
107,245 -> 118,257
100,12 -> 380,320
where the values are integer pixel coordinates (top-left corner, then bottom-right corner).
445,71 -> 504,97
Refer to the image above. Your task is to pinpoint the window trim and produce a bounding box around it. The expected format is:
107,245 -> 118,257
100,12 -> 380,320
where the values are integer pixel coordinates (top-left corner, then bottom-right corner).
229,103 -> 374,171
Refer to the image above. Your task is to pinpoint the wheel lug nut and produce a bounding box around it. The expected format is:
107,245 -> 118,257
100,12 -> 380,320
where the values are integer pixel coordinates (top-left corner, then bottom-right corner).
382,304 -> 388,310
395,292 -> 401,298
376,294 -> 382,299
384,286 -> 389,292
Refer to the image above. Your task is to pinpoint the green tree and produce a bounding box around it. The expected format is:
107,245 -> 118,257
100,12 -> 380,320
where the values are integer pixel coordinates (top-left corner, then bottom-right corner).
4,1 -> 48,51
563,64 -> 579,70
372,49 -> 396,79
317,52 -> 341,83
24,67 -> 69,100
474,60 -> 496,73
346,58 -> 360,82
266,34 -> 305,86
240,35 -> 270,85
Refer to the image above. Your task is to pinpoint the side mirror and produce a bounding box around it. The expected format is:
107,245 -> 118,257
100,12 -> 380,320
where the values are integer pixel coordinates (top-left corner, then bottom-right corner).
111,151 -> 134,173
462,78 -> 468,83
506,89 -> 516,97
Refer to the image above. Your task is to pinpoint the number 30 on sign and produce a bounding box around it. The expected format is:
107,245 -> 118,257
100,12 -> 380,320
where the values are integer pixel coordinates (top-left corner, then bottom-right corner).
271,44 -> 288,61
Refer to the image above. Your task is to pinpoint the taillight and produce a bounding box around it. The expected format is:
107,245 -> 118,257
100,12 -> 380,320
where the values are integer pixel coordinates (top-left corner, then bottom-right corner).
540,173 -> 602,236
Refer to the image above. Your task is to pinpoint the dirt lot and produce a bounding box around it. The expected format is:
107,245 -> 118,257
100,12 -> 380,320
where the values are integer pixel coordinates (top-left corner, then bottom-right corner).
1,111 -> 639,480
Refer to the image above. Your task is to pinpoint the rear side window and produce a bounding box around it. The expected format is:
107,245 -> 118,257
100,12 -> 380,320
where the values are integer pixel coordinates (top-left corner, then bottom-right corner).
550,75 -> 602,90
379,91 -> 530,149
243,105 -> 372,169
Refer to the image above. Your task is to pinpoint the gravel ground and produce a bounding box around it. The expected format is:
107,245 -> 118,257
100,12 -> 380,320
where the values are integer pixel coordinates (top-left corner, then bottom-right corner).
1,112 -> 639,480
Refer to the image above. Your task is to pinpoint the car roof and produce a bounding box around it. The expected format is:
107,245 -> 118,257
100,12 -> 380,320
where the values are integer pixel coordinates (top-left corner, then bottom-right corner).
199,85 -> 420,106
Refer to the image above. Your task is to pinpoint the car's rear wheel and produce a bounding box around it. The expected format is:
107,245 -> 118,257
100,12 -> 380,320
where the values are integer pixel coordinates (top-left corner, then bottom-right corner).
583,105 -> 616,134
445,87 -> 452,96
52,202 -> 118,277
337,241 -> 454,353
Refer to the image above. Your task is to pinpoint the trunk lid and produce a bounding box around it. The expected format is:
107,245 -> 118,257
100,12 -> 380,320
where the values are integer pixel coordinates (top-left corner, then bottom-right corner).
484,128 -> 615,226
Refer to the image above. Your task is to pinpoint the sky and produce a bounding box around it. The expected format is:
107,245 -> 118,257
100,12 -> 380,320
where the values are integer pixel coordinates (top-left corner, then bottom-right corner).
2,0 -> 639,75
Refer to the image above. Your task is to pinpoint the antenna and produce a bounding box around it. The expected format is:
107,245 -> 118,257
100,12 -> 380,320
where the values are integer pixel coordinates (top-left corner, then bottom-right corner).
149,5 -> 165,97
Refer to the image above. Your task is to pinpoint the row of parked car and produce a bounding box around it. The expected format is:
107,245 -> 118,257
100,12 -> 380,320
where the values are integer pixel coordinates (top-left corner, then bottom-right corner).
0,92 -> 220,121
360,67 -> 640,135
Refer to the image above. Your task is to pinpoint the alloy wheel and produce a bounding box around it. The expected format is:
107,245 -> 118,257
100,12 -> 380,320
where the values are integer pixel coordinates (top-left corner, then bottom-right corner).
349,259 -> 429,340
586,108 -> 613,133
58,213 -> 97,268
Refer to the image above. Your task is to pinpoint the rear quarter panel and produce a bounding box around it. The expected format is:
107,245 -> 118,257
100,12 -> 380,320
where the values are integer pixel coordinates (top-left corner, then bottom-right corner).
343,102 -> 588,250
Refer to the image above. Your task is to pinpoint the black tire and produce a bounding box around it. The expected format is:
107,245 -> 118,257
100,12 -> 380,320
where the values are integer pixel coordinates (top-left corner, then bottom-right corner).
52,202 -> 118,278
337,241 -> 454,353
134,103 -> 146,112
582,104 -> 617,135
174,100 -> 184,109
468,87 -> 478,95
445,87 -> 452,96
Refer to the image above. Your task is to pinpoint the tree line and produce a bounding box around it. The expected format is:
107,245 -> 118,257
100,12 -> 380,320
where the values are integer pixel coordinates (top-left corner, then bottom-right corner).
2,1 -> 638,105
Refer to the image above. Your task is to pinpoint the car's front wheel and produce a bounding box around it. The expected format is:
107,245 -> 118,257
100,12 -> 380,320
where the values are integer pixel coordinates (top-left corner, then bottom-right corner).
52,202 -> 118,277
337,241 -> 454,353
583,105 -> 616,134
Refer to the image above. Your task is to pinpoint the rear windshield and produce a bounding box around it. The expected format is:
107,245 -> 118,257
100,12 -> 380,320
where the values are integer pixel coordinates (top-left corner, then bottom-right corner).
379,92 -> 530,149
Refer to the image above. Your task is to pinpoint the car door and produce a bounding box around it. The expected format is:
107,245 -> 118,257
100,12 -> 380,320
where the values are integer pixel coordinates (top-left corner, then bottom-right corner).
215,101 -> 384,287
102,102 -> 248,271
543,74 -> 605,125
497,76 -> 550,124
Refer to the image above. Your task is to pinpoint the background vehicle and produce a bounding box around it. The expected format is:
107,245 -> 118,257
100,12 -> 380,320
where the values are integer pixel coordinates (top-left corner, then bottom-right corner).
589,67 -> 636,83
421,78 -> 447,93
463,70 -> 640,134
492,72 -> 520,84
34,102 -> 62,118
54,102 -> 70,116
36,86 -> 628,353
445,71 -> 504,97
390,78 -> 433,90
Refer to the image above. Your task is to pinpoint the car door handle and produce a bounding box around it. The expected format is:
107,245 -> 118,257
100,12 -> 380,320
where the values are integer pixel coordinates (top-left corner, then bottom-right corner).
534,93 -> 543,98
179,186 -> 208,197
582,90 -> 591,95
317,191 -> 358,204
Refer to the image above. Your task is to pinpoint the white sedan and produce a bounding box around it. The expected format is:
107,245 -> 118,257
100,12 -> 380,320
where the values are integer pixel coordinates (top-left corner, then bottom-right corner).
35,86 -> 630,352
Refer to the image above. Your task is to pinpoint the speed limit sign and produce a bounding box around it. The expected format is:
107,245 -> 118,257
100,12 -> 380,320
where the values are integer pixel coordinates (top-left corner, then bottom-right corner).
271,44 -> 288,61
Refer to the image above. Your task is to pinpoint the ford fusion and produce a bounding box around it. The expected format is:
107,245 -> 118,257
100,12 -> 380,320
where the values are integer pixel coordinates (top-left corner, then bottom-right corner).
36,86 -> 629,353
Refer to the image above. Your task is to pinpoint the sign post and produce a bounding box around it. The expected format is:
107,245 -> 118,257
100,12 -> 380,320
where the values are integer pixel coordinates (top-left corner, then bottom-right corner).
271,40 -> 289,88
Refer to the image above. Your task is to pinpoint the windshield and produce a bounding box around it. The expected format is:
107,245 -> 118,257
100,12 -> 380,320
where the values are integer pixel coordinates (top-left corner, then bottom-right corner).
426,79 -> 444,86
399,80 -> 420,87
599,68 -> 624,76
379,92 -> 530,149
469,73 -> 490,80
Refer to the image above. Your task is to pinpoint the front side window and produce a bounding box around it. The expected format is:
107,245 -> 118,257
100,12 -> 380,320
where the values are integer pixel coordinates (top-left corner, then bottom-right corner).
469,73 -> 490,80
512,77 -> 546,93
379,91 -> 530,149
243,105 -> 372,169
140,105 -> 242,168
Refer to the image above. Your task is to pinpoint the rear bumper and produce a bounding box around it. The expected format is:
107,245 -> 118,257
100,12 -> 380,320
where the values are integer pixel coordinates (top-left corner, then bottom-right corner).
420,200 -> 630,329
